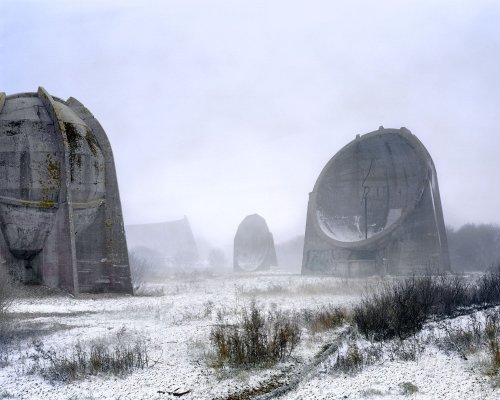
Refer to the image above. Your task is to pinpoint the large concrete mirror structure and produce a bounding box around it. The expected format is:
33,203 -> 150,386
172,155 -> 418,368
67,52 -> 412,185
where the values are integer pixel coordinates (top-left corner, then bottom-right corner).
234,214 -> 277,272
0,88 -> 132,295
302,127 -> 450,277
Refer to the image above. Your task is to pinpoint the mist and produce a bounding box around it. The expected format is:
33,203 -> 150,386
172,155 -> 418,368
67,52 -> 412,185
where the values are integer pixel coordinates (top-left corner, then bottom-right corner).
1,0 -> 500,251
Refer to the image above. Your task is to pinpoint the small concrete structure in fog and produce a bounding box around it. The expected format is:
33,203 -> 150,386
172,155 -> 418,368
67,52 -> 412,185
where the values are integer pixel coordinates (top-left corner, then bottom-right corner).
0,88 -> 132,294
126,217 -> 198,267
234,214 -> 277,272
302,127 -> 450,277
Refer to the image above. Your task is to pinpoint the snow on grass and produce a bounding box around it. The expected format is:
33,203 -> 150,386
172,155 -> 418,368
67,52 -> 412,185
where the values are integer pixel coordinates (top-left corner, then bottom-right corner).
285,347 -> 491,400
1,272 -> 500,399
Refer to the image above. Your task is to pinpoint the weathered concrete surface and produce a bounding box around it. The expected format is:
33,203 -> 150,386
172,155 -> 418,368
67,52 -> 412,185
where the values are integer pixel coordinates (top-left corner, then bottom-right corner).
234,214 -> 277,272
0,88 -> 132,294
302,127 -> 450,277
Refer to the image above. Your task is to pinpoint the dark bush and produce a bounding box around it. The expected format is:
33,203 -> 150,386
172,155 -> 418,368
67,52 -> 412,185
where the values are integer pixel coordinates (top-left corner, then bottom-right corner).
354,267 -> 500,341
433,275 -> 471,315
354,277 -> 436,341
473,266 -> 500,305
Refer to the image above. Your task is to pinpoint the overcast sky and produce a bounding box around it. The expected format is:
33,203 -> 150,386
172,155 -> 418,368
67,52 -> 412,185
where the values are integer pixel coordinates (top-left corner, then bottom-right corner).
1,0 -> 499,246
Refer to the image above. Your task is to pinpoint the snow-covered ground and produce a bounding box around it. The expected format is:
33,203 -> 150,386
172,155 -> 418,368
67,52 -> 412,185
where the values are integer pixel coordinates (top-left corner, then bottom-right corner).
1,271 -> 499,400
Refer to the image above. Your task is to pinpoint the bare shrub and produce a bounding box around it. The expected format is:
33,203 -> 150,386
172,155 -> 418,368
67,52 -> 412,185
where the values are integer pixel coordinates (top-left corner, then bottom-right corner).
485,313 -> 500,374
362,342 -> 385,365
0,349 -> 10,368
333,342 -> 364,374
436,316 -> 483,357
446,327 -> 479,355
400,382 -> 418,395
29,332 -> 150,382
387,338 -> 423,362
473,266 -> 500,306
330,330 -> 426,376
0,391 -> 13,399
129,251 -> 152,292
331,334 -> 424,376
302,306 -> 348,334
354,270 -> 500,342
433,275 -> 471,315
430,310 -> 500,376
209,301 -> 300,367
354,277 -> 435,341
202,300 -> 215,318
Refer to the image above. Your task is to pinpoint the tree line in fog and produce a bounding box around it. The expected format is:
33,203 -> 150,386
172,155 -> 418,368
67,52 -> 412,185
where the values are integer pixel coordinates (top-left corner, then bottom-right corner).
447,224 -> 500,272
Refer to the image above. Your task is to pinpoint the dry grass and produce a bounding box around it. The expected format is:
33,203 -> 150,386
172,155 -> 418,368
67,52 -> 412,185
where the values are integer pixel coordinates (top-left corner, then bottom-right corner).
333,342 -> 364,373
28,328 -> 151,382
436,315 -> 483,357
236,278 -> 377,298
209,301 -> 300,367
302,305 -> 348,334
296,279 -> 373,296
235,283 -> 288,297
485,313 -> 500,374
133,285 -> 165,297
331,332 -> 424,376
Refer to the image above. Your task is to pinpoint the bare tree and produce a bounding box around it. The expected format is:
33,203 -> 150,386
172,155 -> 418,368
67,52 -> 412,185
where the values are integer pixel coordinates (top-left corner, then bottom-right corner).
128,251 -> 151,291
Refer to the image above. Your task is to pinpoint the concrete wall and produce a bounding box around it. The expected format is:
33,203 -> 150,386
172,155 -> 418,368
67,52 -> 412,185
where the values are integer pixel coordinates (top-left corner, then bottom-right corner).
302,127 -> 450,277
0,88 -> 132,294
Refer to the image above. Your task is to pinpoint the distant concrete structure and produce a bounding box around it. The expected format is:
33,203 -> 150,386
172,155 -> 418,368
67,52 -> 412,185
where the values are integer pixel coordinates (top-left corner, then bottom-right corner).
125,217 -> 198,267
234,214 -> 277,272
0,88 -> 132,294
302,127 -> 450,277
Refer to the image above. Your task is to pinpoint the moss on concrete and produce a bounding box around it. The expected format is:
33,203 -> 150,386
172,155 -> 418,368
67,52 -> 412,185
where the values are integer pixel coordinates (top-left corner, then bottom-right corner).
37,200 -> 56,209
85,127 -> 98,156
63,121 -> 81,181
46,156 -> 61,183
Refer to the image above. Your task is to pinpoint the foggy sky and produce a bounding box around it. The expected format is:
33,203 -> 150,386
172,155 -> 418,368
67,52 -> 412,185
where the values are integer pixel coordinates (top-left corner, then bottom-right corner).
1,0 -> 499,247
